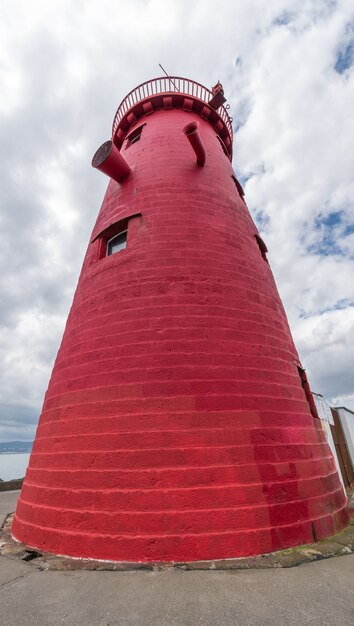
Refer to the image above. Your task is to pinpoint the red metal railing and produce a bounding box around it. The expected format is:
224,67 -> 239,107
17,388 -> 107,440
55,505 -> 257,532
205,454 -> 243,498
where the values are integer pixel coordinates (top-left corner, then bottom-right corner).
112,76 -> 233,140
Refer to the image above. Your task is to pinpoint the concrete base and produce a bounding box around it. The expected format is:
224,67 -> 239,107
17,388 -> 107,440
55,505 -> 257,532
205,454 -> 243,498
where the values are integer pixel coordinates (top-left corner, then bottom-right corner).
1,491 -> 354,626
2,510 -> 354,572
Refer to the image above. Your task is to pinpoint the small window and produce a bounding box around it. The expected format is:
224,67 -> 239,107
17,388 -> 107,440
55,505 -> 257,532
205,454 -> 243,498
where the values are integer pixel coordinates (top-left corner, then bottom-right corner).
107,230 -> 127,256
297,367 -> 319,419
126,124 -> 145,148
92,212 -> 142,261
217,135 -> 229,156
231,175 -> 245,200
255,234 -> 268,263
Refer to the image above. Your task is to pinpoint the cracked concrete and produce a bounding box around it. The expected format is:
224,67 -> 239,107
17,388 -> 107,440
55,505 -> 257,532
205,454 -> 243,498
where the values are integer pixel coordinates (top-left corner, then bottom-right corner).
0,558 -> 29,587
0,550 -> 353,625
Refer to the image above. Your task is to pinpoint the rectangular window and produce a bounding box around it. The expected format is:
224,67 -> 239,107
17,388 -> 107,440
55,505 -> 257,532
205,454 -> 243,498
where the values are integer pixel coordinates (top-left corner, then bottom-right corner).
298,367 -> 319,419
107,230 -> 127,256
255,234 -> 269,263
231,175 -> 245,201
217,135 -> 229,156
91,211 -> 142,261
126,124 -> 145,148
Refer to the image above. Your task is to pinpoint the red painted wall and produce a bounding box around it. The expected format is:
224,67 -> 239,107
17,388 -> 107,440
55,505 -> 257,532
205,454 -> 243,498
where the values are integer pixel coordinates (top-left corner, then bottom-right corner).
12,98 -> 349,562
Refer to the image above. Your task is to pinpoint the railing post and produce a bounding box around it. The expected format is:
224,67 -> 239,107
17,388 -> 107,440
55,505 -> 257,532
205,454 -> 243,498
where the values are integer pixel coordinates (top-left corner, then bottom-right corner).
111,77 -> 232,153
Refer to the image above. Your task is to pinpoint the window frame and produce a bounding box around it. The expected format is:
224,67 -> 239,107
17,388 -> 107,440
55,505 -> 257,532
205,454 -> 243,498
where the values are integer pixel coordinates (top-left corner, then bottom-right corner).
106,229 -> 128,256
297,366 -> 320,419
231,175 -> 245,201
91,211 -> 142,261
255,234 -> 269,263
216,135 -> 229,156
125,123 -> 146,148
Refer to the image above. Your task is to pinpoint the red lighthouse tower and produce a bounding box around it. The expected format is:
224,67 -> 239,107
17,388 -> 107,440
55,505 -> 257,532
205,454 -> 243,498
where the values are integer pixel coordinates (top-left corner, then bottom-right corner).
13,77 -> 349,562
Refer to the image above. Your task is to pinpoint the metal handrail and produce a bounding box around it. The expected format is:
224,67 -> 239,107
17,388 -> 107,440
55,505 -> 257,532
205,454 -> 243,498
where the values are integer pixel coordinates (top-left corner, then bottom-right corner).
112,76 -> 233,140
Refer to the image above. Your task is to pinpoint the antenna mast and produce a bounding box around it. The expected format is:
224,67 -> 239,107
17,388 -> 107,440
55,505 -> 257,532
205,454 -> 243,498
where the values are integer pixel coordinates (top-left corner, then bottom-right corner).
159,63 -> 179,92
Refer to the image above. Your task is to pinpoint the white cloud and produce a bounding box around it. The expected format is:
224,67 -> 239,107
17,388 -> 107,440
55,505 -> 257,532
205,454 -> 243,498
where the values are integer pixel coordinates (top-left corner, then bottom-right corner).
0,0 -> 354,439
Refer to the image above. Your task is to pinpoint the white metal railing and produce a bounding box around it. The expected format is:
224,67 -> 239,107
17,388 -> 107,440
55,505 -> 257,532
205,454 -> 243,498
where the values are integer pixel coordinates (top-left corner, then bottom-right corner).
112,76 -> 233,140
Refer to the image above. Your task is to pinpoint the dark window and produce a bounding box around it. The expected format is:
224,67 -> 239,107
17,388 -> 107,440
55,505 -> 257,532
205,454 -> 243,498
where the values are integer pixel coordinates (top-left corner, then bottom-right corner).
92,212 -> 142,261
231,175 -> 245,201
297,367 -> 319,419
126,124 -> 145,148
217,135 -> 229,156
255,234 -> 268,263
107,230 -> 127,256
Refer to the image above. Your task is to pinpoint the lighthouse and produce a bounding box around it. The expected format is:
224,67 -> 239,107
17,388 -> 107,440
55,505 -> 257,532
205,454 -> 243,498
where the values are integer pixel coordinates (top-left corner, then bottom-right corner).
12,76 -> 349,562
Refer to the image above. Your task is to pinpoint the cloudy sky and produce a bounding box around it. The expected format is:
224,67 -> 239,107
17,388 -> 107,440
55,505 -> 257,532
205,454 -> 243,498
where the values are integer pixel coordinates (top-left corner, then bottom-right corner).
0,0 -> 353,441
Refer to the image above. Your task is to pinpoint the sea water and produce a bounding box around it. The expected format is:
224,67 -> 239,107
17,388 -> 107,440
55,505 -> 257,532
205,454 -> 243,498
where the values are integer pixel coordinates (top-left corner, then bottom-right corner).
0,453 -> 30,481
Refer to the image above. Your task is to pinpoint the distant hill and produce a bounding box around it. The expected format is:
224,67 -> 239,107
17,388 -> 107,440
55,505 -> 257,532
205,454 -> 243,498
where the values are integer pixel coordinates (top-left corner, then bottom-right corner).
0,441 -> 33,453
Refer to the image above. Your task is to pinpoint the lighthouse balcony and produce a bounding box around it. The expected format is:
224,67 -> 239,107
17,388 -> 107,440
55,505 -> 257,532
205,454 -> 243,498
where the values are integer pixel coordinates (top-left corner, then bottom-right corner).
112,76 -> 233,159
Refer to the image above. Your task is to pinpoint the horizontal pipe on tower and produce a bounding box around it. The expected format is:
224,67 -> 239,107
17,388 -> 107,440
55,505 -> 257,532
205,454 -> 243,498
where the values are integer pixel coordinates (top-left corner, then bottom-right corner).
183,121 -> 206,167
92,140 -> 131,183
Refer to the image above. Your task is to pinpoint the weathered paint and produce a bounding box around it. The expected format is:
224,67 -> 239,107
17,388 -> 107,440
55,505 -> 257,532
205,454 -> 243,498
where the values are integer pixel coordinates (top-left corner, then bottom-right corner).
12,80 -> 349,562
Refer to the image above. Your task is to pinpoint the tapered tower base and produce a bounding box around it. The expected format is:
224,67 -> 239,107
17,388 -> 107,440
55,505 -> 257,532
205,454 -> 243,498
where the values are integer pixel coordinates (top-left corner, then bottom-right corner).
12,77 -> 349,562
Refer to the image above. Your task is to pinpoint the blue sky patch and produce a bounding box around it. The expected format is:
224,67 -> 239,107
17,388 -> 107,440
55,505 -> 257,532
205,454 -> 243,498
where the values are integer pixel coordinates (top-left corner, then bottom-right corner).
254,210 -> 270,231
344,224 -> 354,236
273,12 -> 292,26
299,298 -> 354,319
314,211 -> 343,228
306,210 -> 354,257
334,40 -> 354,74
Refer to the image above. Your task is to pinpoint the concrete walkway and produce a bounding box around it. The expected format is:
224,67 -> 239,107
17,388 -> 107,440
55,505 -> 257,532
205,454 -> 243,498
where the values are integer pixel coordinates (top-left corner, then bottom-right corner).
1,492 -> 354,626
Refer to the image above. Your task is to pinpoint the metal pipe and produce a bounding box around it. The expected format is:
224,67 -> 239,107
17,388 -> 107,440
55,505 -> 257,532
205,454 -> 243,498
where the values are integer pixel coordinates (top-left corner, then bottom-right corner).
92,140 -> 131,183
183,121 -> 206,167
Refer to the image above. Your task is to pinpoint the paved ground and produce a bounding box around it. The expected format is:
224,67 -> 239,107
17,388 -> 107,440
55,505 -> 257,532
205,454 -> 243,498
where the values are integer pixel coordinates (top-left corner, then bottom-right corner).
1,491 -> 354,626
